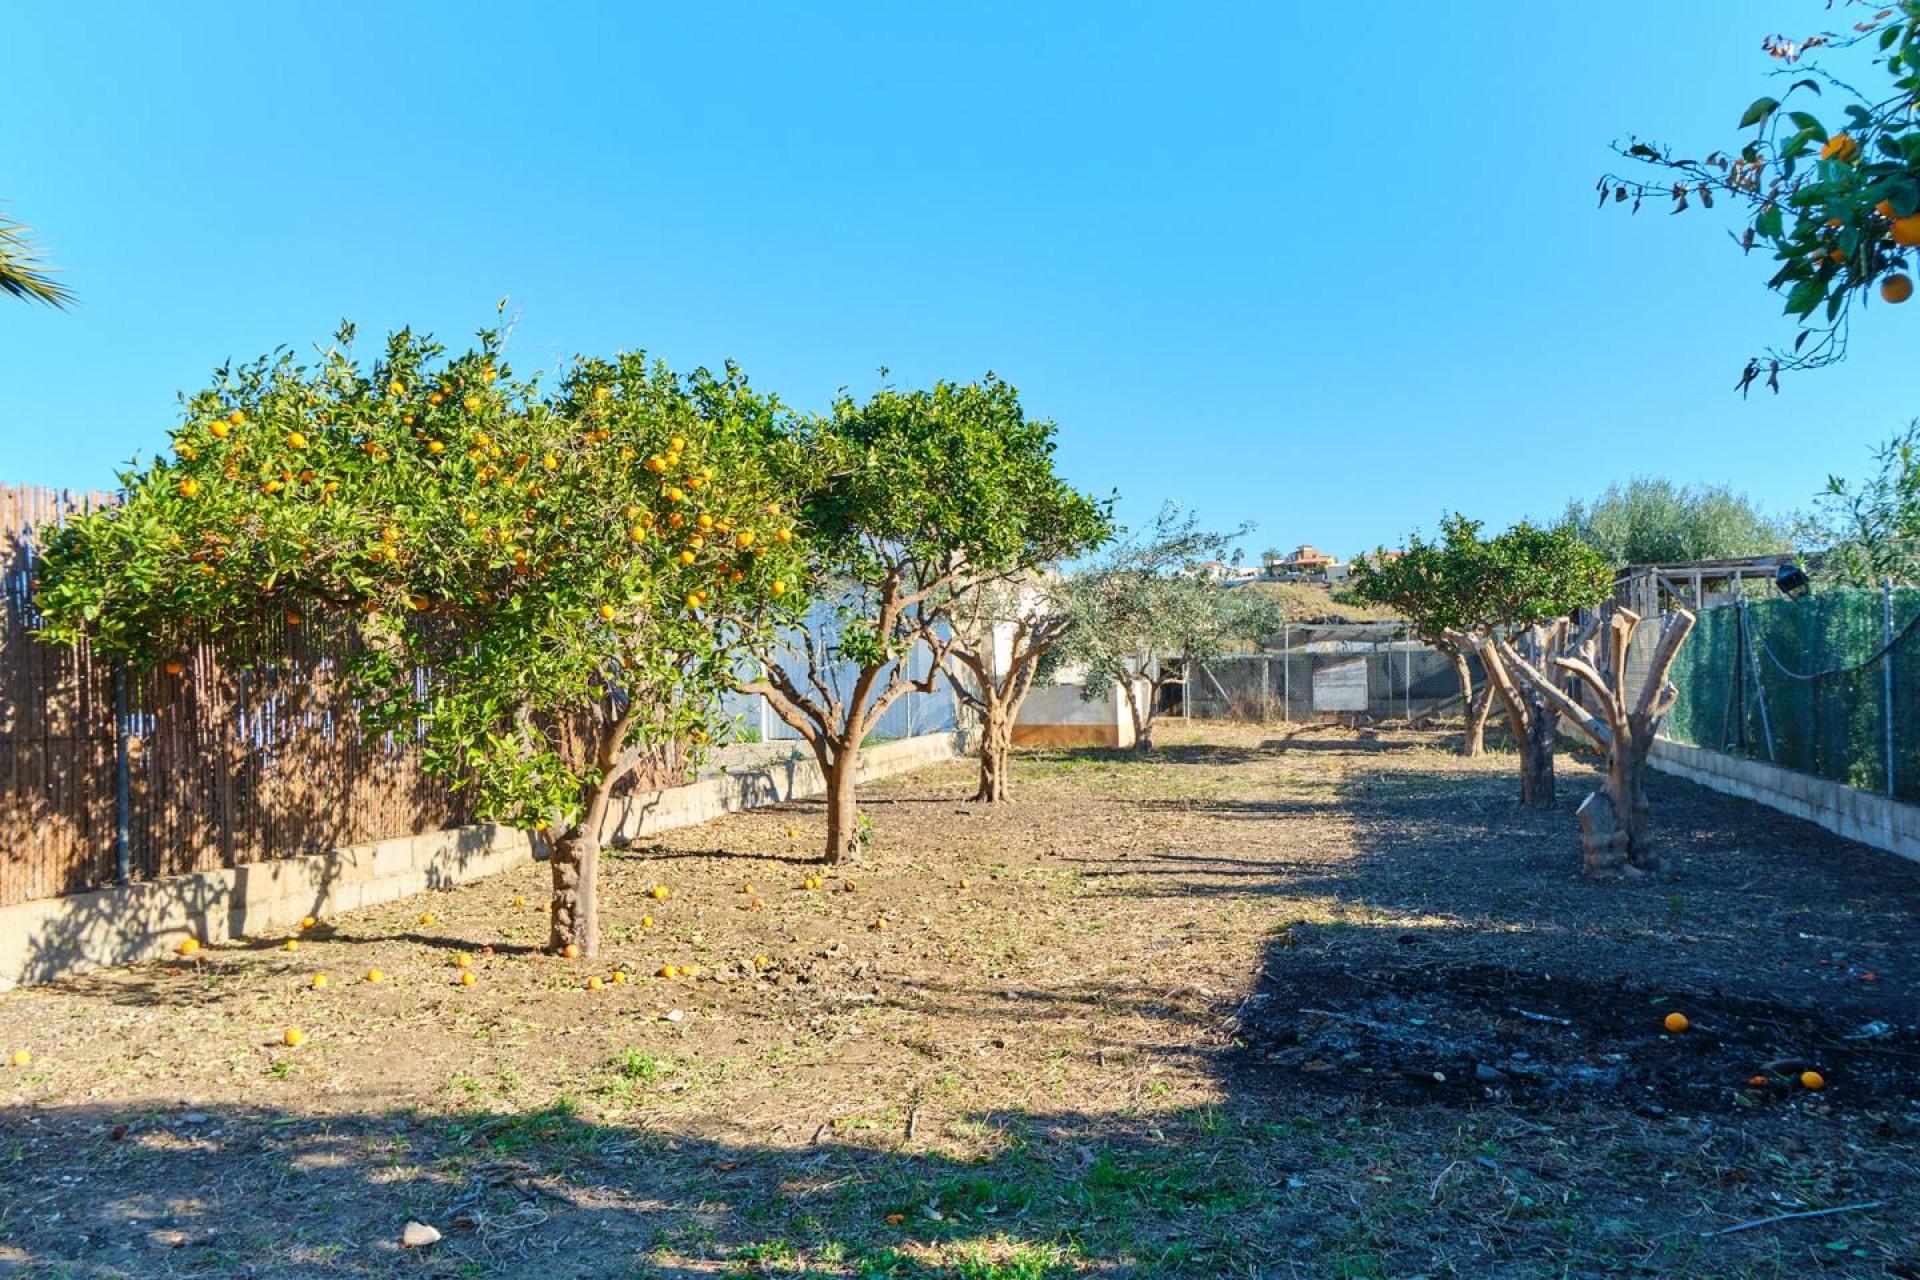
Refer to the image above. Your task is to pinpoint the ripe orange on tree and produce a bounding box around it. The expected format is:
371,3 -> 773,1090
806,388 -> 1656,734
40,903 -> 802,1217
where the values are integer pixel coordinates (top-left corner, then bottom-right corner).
30,323 -> 809,967
1819,132 -> 1858,163
1883,274 -> 1913,304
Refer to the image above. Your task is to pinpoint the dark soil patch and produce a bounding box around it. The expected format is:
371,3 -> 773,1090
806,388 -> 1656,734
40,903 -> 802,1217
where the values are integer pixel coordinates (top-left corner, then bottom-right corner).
1240,956 -> 1920,1112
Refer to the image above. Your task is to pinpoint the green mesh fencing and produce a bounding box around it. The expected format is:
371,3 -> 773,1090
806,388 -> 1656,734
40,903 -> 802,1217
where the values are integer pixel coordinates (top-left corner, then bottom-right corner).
1665,587 -> 1920,802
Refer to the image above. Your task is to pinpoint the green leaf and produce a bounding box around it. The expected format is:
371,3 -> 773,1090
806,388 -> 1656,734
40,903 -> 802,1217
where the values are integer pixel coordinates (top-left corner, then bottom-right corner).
1738,96 -> 1780,128
1756,204 -> 1785,239
1886,179 -> 1920,217
1785,277 -> 1826,318
1787,111 -> 1828,138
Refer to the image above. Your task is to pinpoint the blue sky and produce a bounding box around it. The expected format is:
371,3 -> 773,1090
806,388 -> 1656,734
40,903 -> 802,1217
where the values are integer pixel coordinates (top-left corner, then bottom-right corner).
4,2 -> 1913,559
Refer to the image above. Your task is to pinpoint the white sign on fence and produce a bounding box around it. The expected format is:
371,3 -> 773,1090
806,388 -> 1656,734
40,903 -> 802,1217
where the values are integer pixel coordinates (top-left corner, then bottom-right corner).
1311,657 -> 1368,712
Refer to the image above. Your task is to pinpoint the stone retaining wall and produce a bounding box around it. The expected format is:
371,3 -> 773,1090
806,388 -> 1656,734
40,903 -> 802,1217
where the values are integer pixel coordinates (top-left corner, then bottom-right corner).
1649,737 -> 1920,865
0,733 -> 959,991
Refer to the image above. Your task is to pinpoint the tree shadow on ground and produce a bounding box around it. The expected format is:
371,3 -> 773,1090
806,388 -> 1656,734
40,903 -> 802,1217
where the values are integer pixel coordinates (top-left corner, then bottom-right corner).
0,1096 -> 1329,1279
8,729 -> 1920,1278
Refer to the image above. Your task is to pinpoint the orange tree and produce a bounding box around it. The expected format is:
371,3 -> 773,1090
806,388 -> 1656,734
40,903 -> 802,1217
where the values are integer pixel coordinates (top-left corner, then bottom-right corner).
1349,515 -> 1500,758
35,323 -> 805,957
743,377 -> 1110,860
1353,518 -> 1612,804
1602,2 -> 1920,384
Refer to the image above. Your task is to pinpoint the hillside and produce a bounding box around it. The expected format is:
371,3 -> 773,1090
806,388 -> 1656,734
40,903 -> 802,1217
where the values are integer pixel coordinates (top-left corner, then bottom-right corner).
1235,579 -> 1403,624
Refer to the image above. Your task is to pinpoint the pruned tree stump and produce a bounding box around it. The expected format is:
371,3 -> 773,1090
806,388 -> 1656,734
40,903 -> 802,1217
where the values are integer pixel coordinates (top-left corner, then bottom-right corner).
1577,790 -> 1634,877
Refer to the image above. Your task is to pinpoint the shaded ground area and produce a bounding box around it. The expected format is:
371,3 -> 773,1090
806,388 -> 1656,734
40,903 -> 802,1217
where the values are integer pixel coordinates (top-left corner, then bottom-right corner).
2,723 -> 1918,1277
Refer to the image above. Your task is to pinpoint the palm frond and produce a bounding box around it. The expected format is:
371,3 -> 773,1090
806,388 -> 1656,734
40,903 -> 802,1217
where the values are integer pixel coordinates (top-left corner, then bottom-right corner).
0,217 -> 76,308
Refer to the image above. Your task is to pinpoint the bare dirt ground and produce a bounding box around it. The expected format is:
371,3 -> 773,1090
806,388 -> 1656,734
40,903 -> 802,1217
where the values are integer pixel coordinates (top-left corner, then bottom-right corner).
2,723 -> 1918,1279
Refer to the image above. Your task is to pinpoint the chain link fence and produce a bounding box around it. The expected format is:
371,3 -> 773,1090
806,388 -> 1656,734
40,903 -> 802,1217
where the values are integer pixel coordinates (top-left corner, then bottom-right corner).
1665,585 -> 1920,803
1185,625 -> 1465,723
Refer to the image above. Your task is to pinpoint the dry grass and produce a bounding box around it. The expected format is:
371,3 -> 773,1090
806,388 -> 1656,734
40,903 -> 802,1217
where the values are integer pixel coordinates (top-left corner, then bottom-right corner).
2,723 -> 1916,1278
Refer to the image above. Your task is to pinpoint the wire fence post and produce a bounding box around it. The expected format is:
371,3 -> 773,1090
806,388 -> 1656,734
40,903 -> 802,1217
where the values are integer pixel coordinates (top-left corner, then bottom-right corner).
1738,597 -> 1776,763
1403,627 -> 1411,723
113,662 -> 132,886
1260,655 -> 1270,724
1886,578 -> 1897,800
1282,623 -> 1292,723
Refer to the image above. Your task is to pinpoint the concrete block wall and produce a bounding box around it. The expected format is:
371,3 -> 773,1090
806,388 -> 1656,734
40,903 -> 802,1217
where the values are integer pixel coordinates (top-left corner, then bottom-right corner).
1649,737 -> 1920,865
0,732 -> 959,991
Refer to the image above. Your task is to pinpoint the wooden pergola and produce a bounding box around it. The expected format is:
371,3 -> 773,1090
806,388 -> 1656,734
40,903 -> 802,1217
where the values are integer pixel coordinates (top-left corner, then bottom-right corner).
1614,554 -> 1793,615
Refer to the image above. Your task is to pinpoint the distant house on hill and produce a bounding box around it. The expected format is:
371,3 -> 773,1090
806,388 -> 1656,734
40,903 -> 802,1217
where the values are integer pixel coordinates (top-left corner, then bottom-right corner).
1263,544 -> 1344,583
1198,559 -> 1261,584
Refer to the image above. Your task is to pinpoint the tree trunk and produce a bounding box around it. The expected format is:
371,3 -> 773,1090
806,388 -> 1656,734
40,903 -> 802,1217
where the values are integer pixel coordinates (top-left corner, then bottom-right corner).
548,826 -> 601,957
975,714 -> 1013,802
1446,649 -> 1487,757
1465,684 -> 1494,757
1517,689 -> 1557,808
1616,732 -> 1657,865
1121,673 -> 1154,752
1134,709 -> 1156,753
823,756 -> 861,864
1495,605 -> 1694,874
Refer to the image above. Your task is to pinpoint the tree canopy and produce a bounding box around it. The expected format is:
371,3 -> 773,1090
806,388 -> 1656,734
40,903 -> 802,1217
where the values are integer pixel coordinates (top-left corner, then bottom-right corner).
747,376 -> 1110,857
1805,420 -> 1920,585
36,322 -> 807,954
1601,3 -> 1920,384
1051,506 -> 1275,750
1351,516 -> 1612,772
1562,478 -> 1786,568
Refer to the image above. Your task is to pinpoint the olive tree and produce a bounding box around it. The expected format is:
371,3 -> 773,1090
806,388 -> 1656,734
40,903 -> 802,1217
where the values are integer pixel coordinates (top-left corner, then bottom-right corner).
1562,478 -> 1786,566
744,377 -> 1108,860
36,323 -> 805,957
1051,506 -> 1275,752
944,566 -> 1112,803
